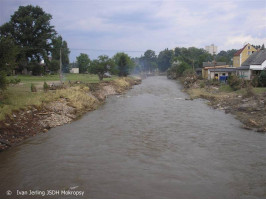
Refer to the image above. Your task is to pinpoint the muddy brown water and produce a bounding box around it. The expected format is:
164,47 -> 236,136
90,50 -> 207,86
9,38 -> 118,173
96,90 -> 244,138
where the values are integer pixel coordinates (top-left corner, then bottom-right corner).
0,76 -> 266,198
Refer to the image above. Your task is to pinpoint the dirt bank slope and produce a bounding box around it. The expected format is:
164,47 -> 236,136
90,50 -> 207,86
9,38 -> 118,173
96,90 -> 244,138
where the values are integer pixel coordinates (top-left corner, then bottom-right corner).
0,77 -> 141,151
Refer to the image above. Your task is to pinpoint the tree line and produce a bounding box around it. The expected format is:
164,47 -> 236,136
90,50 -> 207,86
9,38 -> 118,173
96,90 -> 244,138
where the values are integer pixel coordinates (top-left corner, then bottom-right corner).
1,5 -> 264,90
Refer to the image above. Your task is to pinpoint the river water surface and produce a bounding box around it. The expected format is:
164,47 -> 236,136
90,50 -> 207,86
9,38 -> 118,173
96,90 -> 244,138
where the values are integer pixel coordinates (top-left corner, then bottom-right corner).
0,76 -> 266,198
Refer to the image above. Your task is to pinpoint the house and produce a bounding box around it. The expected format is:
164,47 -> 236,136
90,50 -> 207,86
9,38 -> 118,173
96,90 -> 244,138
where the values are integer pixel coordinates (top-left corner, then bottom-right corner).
237,50 -> 266,80
233,43 -> 257,67
208,68 -> 236,81
202,61 -> 229,79
70,68 -> 79,74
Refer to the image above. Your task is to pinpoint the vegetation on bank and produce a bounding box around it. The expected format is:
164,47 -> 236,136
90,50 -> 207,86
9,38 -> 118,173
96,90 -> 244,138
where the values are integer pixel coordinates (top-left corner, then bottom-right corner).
0,74 -> 119,121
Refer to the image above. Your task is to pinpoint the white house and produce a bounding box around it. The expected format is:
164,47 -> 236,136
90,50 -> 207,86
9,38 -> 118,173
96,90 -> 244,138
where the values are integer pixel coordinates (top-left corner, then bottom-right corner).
237,50 -> 266,80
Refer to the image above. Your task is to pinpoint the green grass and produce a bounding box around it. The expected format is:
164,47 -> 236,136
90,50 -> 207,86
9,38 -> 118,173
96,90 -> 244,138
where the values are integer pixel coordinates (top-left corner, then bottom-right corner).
7,73 -> 117,84
219,84 -> 234,93
1,73 -> 119,121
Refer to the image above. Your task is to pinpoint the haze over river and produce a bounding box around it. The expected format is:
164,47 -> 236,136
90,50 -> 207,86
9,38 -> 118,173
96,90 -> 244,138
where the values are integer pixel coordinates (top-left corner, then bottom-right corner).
0,76 -> 266,198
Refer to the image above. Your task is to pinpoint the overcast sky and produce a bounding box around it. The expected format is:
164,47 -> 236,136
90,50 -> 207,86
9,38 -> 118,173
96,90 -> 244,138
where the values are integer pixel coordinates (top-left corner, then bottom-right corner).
1,0 -> 266,61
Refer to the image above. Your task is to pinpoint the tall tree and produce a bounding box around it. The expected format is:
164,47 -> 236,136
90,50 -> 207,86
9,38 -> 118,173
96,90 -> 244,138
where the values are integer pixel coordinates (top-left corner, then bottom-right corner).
50,35 -> 70,73
157,48 -> 174,72
142,50 -> 157,72
76,53 -> 91,73
91,55 -> 114,80
0,5 -> 56,64
113,52 -> 134,76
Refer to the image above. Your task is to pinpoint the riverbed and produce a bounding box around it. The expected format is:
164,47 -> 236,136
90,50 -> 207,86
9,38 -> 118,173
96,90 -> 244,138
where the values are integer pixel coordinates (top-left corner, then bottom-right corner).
0,76 -> 265,198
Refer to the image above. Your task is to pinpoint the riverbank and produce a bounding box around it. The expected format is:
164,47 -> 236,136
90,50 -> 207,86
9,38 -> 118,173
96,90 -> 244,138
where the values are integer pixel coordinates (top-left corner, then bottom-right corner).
0,77 -> 141,151
184,83 -> 266,132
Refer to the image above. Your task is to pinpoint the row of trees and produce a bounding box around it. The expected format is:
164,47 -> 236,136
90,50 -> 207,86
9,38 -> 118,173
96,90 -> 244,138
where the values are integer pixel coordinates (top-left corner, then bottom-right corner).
133,47 -> 214,74
73,52 -> 134,80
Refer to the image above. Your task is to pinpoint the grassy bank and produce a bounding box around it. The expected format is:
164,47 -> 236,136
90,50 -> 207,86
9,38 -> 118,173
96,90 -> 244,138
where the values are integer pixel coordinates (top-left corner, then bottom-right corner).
0,74 -> 117,121
0,76 -> 141,151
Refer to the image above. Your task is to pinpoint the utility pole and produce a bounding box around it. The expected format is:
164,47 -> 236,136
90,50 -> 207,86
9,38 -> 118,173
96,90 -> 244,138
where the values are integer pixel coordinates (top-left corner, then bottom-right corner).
60,47 -> 63,84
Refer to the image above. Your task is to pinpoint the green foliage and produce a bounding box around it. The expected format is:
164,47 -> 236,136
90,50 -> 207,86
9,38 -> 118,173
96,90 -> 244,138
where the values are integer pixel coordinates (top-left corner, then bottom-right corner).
48,60 -> 60,73
51,35 -> 70,68
200,82 -> 205,88
216,49 -> 237,65
139,50 -> 157,72
228,74 -> 242,91
113,52 -> 134,76
0,5 -> 56,63
76,53 -> 91,73
0,37 -> 18,74
9,78 -> 21,84
167,61 -> 192,79
91,55 -> 114,80
43,81 -> 49,92
258,70 -> 266,87
0,71 -> 8,91
29,62 -> 44,76
251,75 -> 259,87
31,83 -> 37,92
157,48 -> 174,72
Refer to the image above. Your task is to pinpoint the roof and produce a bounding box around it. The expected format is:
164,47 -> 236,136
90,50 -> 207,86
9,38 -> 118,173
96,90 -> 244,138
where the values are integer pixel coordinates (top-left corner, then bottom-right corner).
209,68 -> 237,72
241,50 -> 266,66
203,65 -> 229,70
203,62 -> 227,67
234,44 -> 247,56
237,66 -> 250,70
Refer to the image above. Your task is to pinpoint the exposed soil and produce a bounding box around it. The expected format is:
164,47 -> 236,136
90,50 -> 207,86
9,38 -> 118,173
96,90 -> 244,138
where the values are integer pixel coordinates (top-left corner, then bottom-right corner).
186,87 -> 266,133
0,77 -> 141,151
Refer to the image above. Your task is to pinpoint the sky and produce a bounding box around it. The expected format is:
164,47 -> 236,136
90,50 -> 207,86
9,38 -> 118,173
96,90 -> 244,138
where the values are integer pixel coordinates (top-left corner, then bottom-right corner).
0,0 -> 266,62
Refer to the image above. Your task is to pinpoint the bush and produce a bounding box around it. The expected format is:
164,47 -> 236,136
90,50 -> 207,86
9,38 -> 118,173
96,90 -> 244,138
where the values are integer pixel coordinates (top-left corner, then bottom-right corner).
243,85 -> 255,98
9,78 -> 21,85
200,82 -> 205,88
228,74 -> 242,90
251,76 -> 259,87
31,83 -> 37,92
258,70 -> 266,87
43,81 -> 49,92
0,71 -> 8,91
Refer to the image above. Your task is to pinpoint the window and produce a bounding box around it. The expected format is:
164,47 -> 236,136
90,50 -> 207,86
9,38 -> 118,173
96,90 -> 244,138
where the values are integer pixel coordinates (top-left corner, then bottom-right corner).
248,51 -> 251,55
248,46 -> 250,49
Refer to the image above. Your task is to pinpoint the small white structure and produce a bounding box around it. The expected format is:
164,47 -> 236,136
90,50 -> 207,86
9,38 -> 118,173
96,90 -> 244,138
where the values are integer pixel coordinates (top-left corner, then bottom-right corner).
70,68 -> 79,74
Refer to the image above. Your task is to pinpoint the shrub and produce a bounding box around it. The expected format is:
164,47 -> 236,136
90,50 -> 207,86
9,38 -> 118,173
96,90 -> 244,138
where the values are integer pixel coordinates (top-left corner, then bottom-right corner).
228,74 -> 242,91
243,85 -> 255,98
9,78 -> 21,85
251,76 -> 259,87
258,70 -> 266,87
0,71 -> 8,91
31,83 -> 37,92
43,81 -> 49,92
200,82 -> 205,88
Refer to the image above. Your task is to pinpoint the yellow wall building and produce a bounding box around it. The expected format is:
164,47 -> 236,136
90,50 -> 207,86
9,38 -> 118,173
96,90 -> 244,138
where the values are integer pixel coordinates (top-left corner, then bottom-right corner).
233,44 -> 257,67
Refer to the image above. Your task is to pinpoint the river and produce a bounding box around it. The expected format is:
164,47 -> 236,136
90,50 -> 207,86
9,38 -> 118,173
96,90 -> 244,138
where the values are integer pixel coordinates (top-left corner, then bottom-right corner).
0,76 -> 266,198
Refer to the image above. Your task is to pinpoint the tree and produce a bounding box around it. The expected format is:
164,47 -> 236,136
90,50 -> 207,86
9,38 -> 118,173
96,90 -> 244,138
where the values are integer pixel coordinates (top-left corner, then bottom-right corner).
0,37 -> 18,90
141,50 -> 157,72
91,55 -> 114,80
0,5 -> 56,64
51,35 -> 70,72
157,48 -> 174,72
76,53 -> 91,73
0,37 -> 18,74
261,44 -> 265,50
113,52 -> 134,76
48,60 -> 60,73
